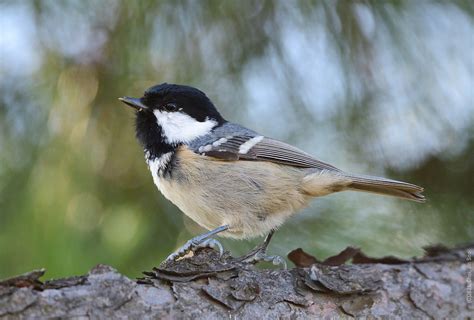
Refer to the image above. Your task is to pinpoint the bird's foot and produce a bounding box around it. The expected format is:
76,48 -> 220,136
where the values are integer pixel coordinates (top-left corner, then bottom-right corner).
164,238 -> 224,263
163,225 -> 229,263
237,232 -> 287,269
164,237 -> 224,263
240,250 -> 287,269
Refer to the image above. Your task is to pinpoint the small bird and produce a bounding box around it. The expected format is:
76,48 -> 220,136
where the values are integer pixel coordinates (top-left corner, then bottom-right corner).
120,83 -> 425,266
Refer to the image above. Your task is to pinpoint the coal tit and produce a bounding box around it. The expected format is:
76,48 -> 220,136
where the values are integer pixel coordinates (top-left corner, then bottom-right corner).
119,83 -> 424,265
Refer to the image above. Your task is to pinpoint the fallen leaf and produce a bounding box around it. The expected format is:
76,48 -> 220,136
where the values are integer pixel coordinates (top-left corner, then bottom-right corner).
322,247 -> 360,266
352,251 -> 408,264
288,248 -> 320,267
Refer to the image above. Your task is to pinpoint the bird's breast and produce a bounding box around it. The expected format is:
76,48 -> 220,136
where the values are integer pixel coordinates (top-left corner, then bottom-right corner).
148,146 -> 313,239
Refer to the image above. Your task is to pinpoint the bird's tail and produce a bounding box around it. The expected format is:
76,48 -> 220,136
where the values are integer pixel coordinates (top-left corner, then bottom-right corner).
346,173 -> 425,203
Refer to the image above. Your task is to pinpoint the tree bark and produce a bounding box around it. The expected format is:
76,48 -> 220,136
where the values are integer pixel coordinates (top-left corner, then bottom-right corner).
0,244 -> 472,319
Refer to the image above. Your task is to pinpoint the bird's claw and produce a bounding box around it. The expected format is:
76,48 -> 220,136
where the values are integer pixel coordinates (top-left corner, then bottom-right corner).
164,237 -> 224,263
267,255 -> 287,269
200,238 -> 224,257
240,249 -> 287,269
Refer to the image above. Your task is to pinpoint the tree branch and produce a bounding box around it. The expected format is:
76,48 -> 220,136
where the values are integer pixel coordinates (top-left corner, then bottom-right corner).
1,244 -> 472,319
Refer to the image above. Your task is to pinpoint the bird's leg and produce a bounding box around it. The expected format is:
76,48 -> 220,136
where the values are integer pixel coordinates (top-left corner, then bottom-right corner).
164,225 -> 229,263
237,230 -> 287,269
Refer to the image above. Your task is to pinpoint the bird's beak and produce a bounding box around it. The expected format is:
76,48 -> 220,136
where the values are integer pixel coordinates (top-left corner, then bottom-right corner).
118,97 -> 148,111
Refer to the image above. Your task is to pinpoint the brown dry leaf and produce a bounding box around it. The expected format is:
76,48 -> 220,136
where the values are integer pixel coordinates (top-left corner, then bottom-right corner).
422,244 -> 450,257
352,251 -> 408,264
322,247 -> 360,266
289,246 -> 411,267
287,248 -> 320,267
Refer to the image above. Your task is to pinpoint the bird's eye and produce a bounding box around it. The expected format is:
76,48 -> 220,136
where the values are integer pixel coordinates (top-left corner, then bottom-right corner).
162,103 -> 178,112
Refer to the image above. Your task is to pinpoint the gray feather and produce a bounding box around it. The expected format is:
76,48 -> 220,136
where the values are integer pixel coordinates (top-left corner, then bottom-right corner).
346,173 -> 425,202
187,122 -> 425,202
188,122 -> 340,171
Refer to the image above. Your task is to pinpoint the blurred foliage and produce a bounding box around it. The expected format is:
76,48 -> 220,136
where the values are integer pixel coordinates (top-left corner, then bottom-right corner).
0,0 -> 473,278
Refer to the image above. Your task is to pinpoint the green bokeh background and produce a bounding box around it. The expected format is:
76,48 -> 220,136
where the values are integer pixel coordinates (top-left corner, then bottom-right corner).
1,0 -> 473,279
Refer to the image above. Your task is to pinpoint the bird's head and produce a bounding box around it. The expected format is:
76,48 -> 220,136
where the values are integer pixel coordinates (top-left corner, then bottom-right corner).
120,83 -> 225,150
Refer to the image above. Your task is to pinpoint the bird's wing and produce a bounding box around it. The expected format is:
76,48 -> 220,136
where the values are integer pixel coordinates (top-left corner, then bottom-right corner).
188,123 -> 341,171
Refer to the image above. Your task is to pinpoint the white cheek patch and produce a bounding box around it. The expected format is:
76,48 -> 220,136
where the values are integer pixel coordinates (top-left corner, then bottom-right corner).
153,110 -> 217,144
